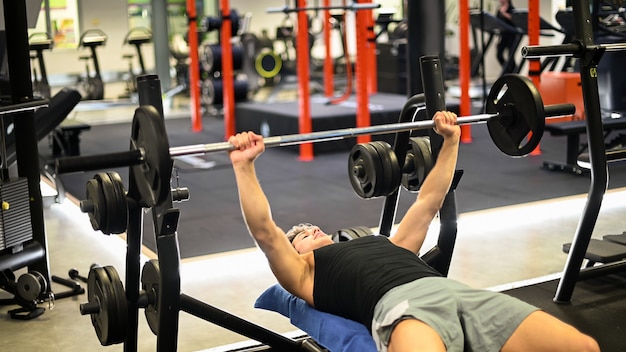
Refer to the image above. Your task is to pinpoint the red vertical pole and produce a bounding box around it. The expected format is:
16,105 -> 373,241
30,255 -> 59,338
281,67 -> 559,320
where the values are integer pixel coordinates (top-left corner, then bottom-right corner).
297,0 -> 313,161
355,3 -> 371,144
221,0 -> 236,138
459,0 -> 472,142
187,0 -> 202,132
323,0 -> 333,97
528,0 -> 541,155
365,7 -> 377,94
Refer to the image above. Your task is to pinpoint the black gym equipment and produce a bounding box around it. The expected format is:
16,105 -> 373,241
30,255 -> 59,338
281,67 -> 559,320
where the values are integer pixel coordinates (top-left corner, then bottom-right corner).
469,9 -> 524,78
332,226 -> 374,242
522,0 -> 626,303
78,29 -> 108,100
120,27 -> 152,99
28,32 -> 53,99
509,9 -> 571,74
54,75 -> 325,351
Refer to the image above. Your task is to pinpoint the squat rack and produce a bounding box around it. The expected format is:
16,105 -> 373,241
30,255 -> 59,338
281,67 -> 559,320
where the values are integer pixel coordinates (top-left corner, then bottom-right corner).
267,1 -> 379,161
523,0 -> 626,303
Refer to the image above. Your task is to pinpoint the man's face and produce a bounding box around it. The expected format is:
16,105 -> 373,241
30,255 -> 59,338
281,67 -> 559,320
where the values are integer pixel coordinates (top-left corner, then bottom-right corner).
289,224 -> 334,254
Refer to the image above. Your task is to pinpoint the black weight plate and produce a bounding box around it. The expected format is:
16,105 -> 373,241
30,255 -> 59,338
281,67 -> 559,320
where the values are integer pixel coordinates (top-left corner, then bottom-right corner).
141,259 -> 160,335
334,226 -> 374,242
102,266 -> 128,344
107,172 -> 128,234
16,271 -> 47,301
348,143 -> 383,199
130,106 -> 172,207
370,141 -> 401,197
95,173 -> 116,235
352,226 -> 374,238
88,266 -> 117,346
85,178 -> 106,232
402,137 -> 433,192
486,74 -> 545,157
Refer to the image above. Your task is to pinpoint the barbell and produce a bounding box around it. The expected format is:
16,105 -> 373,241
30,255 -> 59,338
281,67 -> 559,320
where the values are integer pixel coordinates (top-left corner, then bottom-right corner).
56,74 -> 575,207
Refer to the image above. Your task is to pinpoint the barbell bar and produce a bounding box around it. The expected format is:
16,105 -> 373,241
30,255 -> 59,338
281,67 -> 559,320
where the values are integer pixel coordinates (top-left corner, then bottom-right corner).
170,115 -> 489,157
267,2 -> 380,14
171,103 -> 573,157
55,74 -> 576,207
56,103 -> 575,175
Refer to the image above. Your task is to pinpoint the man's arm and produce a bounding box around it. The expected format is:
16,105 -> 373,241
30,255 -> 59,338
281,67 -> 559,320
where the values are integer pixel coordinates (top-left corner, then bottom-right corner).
390,111 -> 460,254
229,132 -> 313,299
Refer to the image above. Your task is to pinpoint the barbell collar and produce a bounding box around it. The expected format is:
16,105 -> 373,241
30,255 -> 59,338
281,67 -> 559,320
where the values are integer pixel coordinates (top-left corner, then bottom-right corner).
56,149 -> 143,174
523,42 -> 626,58
522,43 -> 581,58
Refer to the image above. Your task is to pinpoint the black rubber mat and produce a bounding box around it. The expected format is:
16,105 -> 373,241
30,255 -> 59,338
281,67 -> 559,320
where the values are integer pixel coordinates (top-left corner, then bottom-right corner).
503,272 -> 626,352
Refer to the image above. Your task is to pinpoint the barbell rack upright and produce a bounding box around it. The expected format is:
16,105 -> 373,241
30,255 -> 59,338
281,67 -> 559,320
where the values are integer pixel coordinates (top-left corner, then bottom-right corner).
523,0 -> 612,304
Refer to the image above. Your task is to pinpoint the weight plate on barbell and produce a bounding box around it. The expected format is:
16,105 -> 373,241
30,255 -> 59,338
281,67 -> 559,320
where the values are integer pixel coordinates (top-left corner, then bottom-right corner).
86,266 -> 128,346
401,137 -> 433,192
348,143 -> 384,199
84,178 -> 106,232
333,226 -> 374,242
130,106 -> 173,207
107,172 -> 129,234
141,259 -> 160,335
94,173 -> 117,235
486,74 -> 545,157
369,141 -> 401,197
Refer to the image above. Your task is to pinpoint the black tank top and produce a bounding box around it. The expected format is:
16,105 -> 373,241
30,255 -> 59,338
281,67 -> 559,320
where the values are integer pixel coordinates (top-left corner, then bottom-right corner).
312,235 -> 441,331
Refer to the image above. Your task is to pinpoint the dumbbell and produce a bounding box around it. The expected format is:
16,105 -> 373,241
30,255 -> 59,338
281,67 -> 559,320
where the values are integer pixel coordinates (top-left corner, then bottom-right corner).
69,264 -> 99,283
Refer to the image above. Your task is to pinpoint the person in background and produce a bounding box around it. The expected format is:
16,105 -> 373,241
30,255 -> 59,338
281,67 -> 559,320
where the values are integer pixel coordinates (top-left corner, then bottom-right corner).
496,0 -> 519,74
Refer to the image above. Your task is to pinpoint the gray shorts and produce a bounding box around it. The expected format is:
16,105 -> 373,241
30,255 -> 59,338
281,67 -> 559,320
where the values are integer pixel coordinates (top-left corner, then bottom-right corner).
371,277 -> 538,352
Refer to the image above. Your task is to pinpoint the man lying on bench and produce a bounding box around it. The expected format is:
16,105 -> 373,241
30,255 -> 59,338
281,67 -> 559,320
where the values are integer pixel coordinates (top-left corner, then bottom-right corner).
228,112 -> 599,352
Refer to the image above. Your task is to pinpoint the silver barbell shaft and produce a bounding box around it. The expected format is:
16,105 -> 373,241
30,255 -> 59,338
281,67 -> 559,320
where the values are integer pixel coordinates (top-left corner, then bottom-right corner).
169,114 -> 494,158
267,2 -> 380,13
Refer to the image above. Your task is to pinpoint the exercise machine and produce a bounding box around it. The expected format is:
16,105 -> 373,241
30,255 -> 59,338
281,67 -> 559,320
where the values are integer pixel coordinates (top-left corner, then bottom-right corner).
77,29 -> 108,100
28,32 -> 53,99
120,27 -> 152,100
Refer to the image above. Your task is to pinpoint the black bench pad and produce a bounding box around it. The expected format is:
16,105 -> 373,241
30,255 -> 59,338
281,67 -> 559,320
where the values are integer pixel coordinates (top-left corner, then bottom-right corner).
603,233 -> 626,246
563,239 -> 626,263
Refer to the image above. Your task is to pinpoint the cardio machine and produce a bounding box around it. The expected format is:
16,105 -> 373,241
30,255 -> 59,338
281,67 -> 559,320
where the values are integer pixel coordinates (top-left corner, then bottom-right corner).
120,27 -> 152,99
28,32 -> 53,99
78,29 -> 107,100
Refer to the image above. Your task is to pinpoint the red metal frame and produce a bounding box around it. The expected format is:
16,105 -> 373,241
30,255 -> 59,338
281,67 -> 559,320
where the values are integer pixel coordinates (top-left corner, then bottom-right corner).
355,1 -> 371,144
296,0 -> 313,161
221,0 -> 236,138
323,0 -> 334,97
459,0 -> 472,143
187,0 -> 202,132
528,0 -> 541,155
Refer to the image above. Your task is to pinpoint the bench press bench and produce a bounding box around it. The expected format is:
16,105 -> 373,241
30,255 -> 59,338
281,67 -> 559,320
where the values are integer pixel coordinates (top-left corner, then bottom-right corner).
563,233 -> 626,267
543,117 -> 626,175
